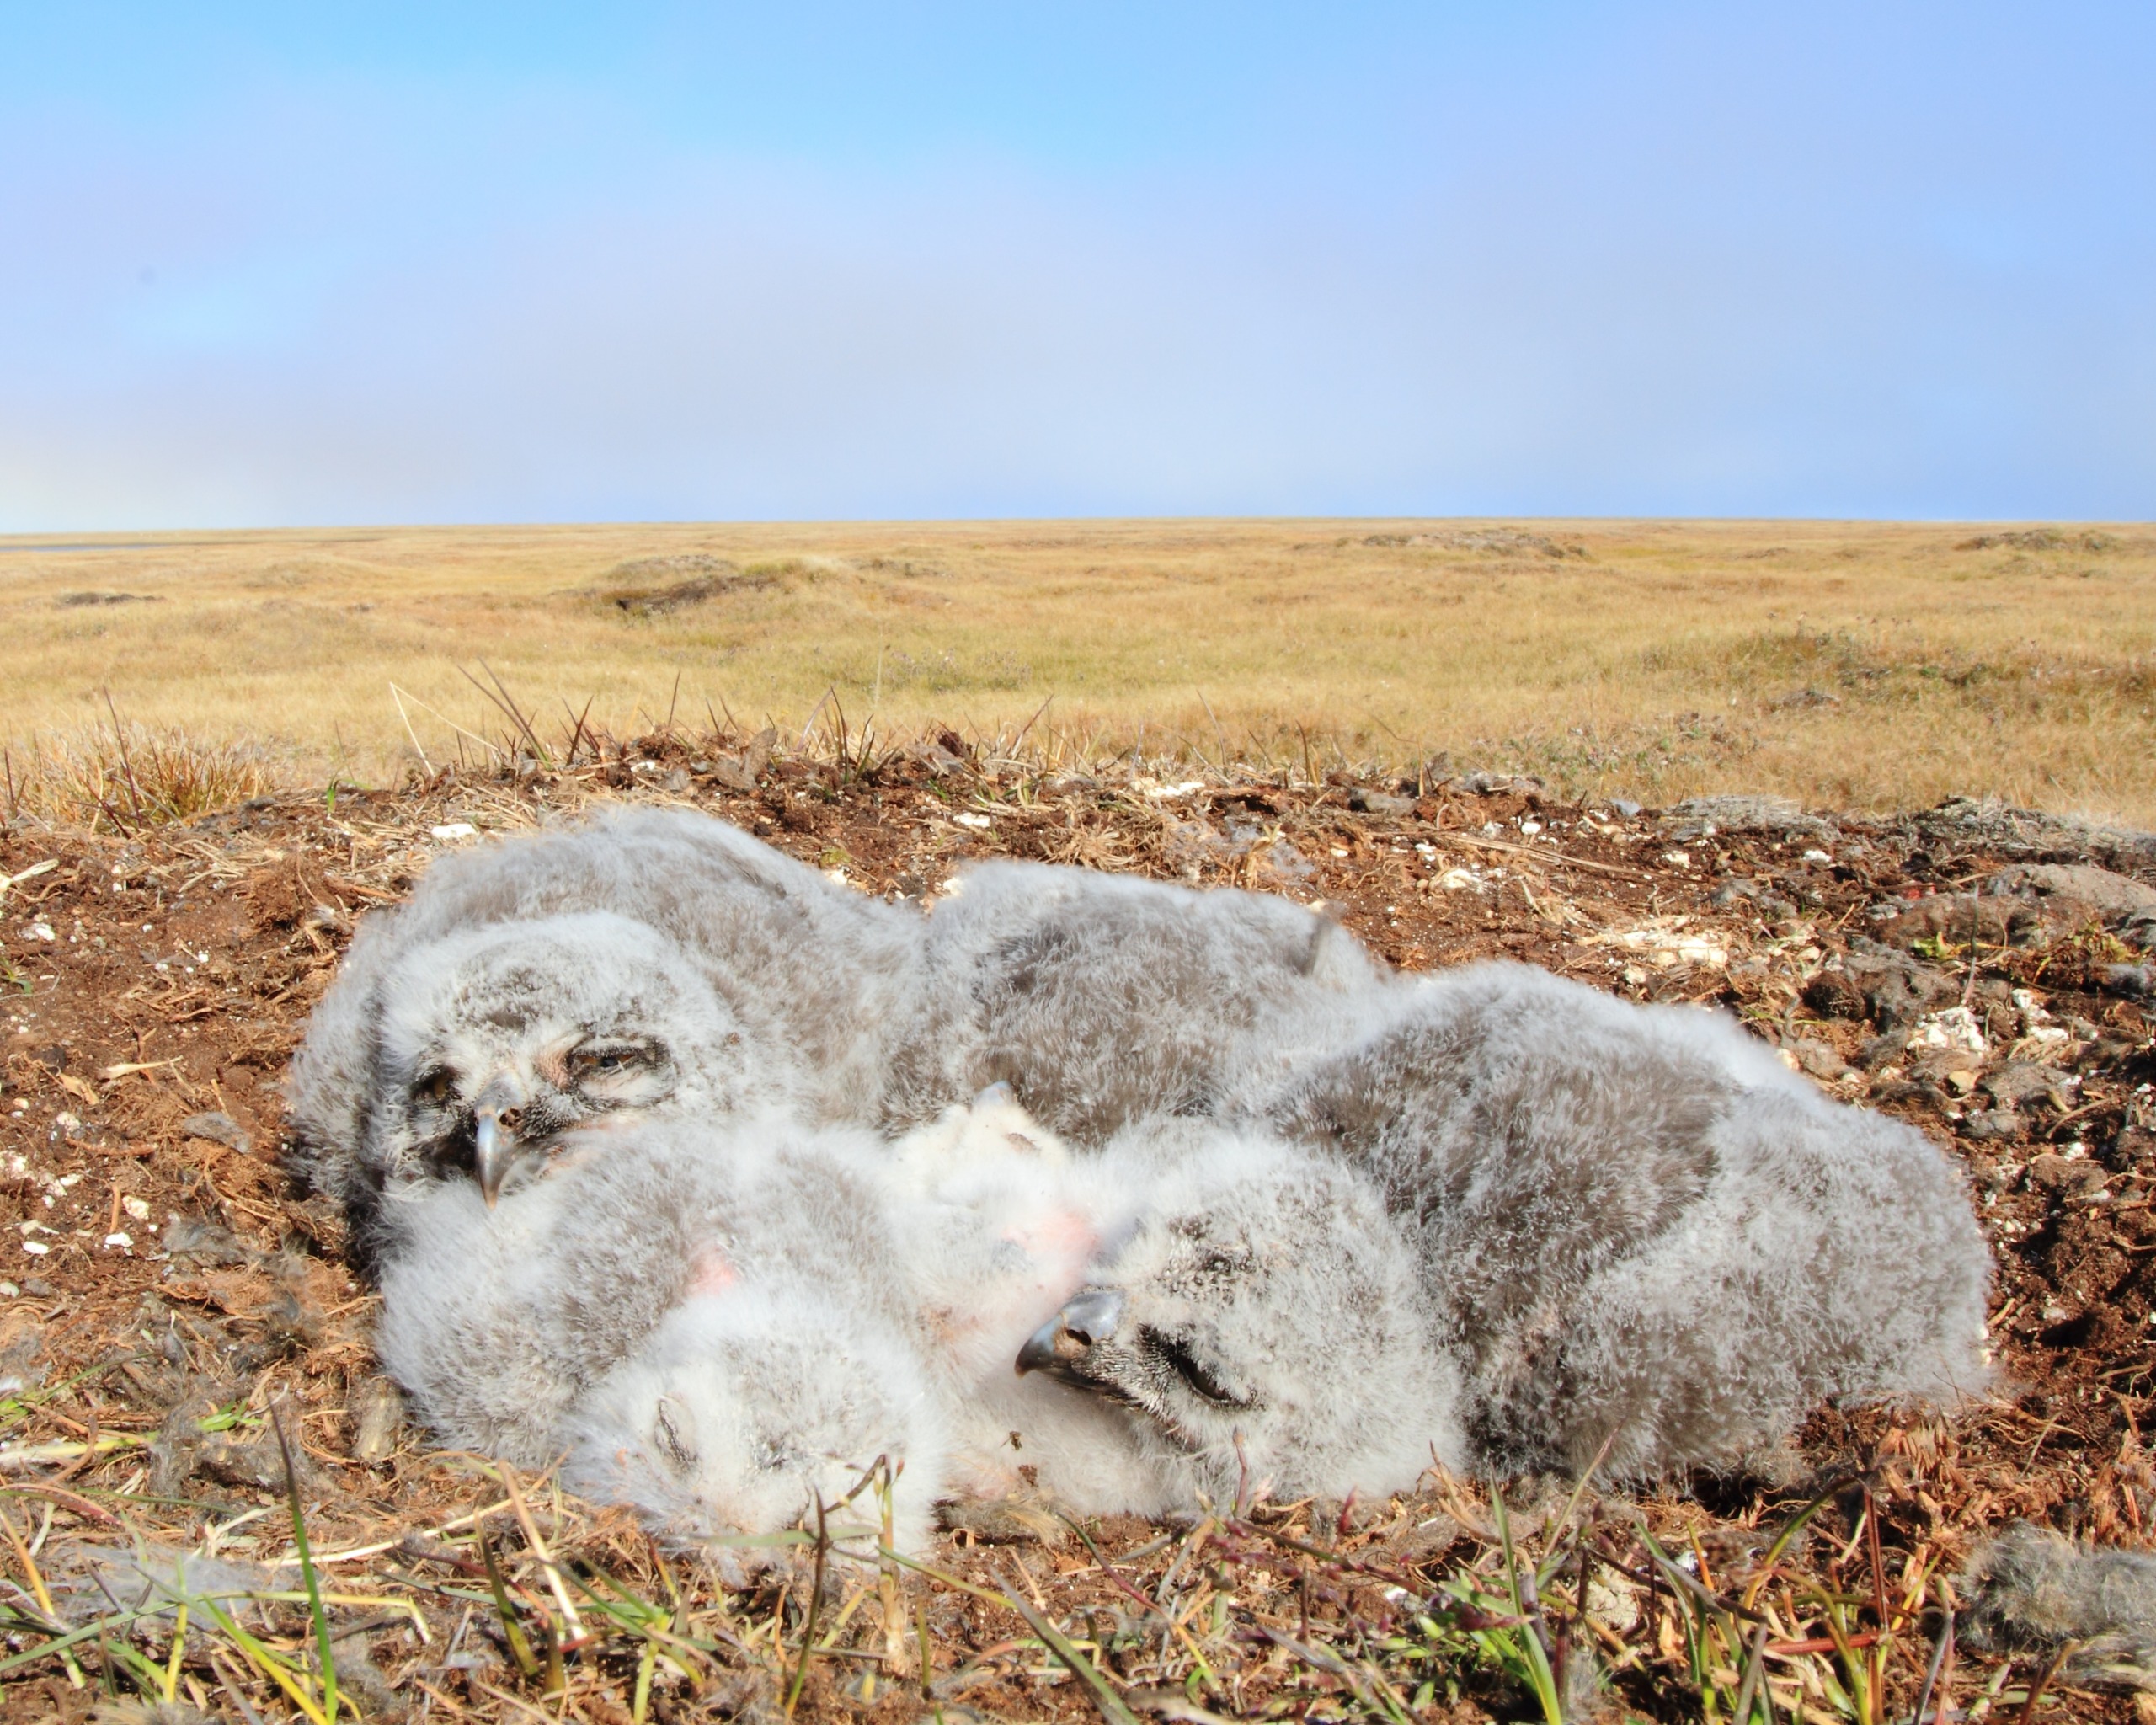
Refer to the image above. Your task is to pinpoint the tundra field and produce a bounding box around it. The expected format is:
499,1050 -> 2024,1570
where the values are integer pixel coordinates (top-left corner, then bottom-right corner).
2,517 -> 2153,826
2,520 -> 2156,1722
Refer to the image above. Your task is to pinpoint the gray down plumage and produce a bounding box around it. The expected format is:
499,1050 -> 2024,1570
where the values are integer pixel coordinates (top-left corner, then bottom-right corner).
374,1113 -> 919,1476
301,909 -> 797,1264
376,1053 -> 1988,1543
372,1099 -> 1177,1556
1029,961 -> 1992,1484
373,1094 -> 1448,1546
1961,1521 -> 2156,1691
885,858 -> 1395,1140
318,810 -> 1989,1511
288,806 -> 925,1251
291,810 -> 1402,1253
1012,1118 -> 1463,1508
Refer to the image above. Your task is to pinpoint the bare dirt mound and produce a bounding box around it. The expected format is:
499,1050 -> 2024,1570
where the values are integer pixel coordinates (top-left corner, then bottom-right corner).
3,738 -> 2152,1721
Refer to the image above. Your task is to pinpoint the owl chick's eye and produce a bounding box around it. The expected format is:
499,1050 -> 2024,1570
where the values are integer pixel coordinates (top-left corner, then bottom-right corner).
411,1068 -> 458,1108
1142,1327 -> 1251,1409
568,1039 -> 659,1082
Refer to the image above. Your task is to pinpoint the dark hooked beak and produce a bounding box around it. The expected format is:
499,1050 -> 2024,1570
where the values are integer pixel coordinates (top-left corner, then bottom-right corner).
472,1074 -> 531,1208
1017,1288 -> 1125,1382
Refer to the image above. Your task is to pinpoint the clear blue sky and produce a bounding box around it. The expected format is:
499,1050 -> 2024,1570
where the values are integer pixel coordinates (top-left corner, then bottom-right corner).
1,3 -> 2149,529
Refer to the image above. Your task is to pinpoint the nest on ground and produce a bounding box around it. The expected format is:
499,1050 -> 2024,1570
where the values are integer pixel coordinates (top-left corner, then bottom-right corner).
2,724 -> 2153,1722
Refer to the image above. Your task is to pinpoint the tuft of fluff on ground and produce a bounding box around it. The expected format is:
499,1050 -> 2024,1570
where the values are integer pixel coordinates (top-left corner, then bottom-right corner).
1961,1520 -> 2156,1692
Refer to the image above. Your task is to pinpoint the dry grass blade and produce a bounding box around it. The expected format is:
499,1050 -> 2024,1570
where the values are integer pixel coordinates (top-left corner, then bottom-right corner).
2015,1640 -> 2076,1724
477,660 -> 552,762
498,1460 -> 584,1642
1000,1577 -> 1145,1725
479,1521 -> 544,1680
0,1499 -> 58,1624
1911,1612 -> 1954,1725
782,1495 -> 830,1720
1729,1621 -> 1769,1724
188,1588 -> 334,1725
0,856 -> 60,901
561,694 -> 595,766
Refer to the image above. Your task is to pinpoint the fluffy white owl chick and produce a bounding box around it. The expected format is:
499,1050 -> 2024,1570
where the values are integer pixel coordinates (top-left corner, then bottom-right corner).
376,1097 -> 1178,1550
376,1109 -> 916,1471
562,1287 -> 950,1576
1010,1122 -> 1462,1510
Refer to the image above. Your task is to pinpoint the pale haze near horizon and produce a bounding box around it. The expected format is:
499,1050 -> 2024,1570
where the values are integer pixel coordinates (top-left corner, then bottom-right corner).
1,3 -> 2150,532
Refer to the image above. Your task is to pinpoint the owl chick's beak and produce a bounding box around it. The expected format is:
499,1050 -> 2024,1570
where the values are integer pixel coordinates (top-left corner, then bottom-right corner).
472,1073 -> 531,1208
1017,1288 -> 1124,1382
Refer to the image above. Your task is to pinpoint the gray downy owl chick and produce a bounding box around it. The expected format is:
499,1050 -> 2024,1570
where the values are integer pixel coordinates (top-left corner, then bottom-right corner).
1263,961 -> 1992,1479
1032,961 -> 1991,1485
883,860 -> 1396,1143
1011,1120 -> 1463,1511
358,911 -> 779,1259
561,1284 -> 951,1578
288,804 -> 927,1226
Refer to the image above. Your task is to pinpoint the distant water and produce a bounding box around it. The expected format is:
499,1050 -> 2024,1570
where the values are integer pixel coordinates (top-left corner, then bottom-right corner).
0,539 -> 248,554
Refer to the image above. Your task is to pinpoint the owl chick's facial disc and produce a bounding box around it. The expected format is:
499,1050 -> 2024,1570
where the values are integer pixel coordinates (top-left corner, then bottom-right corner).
370,911 -> 760,1204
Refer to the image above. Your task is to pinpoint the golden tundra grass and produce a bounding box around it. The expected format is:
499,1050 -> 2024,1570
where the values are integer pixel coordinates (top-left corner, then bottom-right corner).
2,516 -> 2151,823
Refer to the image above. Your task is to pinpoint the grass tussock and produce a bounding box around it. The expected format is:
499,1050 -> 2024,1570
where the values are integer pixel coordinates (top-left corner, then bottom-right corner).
1,517 -> 2152,825
2,718 -> 279,833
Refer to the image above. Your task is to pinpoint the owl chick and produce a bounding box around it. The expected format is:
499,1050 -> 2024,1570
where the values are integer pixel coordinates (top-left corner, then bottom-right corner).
1024,961 -> 1992,1485
883,859 -> 1396,1142
562,1286 -> 951,1576
374,1095 -> 1187,1552
1008,1120 -> 1461,1510
289,804 -> 928,1226
374,1109 -> 921,1471
344,911 -> 782,1262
